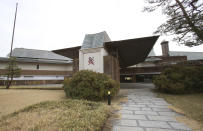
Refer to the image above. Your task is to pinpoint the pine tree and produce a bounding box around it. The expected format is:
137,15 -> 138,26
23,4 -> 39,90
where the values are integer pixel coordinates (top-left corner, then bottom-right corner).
144,0 -> 203,46
5,57 -> 21,89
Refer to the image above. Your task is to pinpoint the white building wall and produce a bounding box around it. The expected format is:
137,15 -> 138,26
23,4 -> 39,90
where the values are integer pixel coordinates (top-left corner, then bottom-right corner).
0,63 -> 7,69
84,52 -> 101,72
0,61 -> 73,81
0,75 -> 65,80
0,62 -> 73,71
79,47 -> 108,73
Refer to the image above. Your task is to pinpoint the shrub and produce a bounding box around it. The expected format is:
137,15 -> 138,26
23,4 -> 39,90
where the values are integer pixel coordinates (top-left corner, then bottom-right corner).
153,66 -> 203,94
63,70 -> 120,101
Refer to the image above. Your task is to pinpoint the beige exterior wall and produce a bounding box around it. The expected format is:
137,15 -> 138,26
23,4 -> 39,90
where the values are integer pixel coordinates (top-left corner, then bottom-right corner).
0,63 -> 7,69
79,47 -> 108,73
0,61 -> 73,71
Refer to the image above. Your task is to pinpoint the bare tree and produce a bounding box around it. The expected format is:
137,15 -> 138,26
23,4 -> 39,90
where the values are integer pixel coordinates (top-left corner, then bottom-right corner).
144,0 -> 203,46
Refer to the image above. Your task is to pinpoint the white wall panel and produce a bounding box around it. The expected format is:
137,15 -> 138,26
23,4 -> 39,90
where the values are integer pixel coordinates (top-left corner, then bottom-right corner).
0,75 -> 65,80
79,47 -> 108,73
0,61 -> 72,71
84,52 -> 100,72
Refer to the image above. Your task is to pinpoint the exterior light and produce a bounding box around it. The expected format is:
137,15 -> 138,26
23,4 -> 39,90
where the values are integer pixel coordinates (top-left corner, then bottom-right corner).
108,91 -> 111,105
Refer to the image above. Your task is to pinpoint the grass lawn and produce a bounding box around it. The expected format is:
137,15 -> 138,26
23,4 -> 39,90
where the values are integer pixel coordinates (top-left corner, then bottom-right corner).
157,93 -> 203,124
0,99 -> 111,131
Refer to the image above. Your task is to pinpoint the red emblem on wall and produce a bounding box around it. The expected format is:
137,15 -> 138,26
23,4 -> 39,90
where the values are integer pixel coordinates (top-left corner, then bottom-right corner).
88,57 -> 94,65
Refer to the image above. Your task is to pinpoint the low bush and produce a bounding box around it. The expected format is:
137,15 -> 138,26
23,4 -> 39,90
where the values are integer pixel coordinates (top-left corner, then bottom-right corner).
63,70 -> 120,101
153,66 -> 203,94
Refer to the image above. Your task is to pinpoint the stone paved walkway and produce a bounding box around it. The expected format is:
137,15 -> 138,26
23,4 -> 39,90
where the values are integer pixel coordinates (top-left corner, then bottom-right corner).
112,83 -> 191,131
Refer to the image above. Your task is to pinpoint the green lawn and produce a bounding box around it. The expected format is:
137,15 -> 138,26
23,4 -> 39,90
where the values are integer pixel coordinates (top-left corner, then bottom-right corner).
0,99 -> 111,131
157,93 -> 203,124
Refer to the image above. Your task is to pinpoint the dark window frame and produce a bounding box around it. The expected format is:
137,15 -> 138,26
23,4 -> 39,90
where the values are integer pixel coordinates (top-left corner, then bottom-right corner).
36,64 -> 39,69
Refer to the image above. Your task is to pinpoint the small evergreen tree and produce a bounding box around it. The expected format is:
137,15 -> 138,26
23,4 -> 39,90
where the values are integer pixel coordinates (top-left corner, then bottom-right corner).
5,57 -> 21,89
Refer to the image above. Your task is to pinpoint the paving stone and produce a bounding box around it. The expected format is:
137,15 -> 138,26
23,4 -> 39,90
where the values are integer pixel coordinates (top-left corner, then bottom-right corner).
155,102 -> 171,106
152,98 -> 165,101
133,100 -> 150,103
148,105 -> 168,108
134,110 -> 158,115
111,85 -> 191,131
138,120 -> 171,129
118,110 -> 133,114
145,103 -> 155,106
141,107 -> 152,111
115,119 -> 137,126
152,107 -> 172,112
137,103 -> 155,107
126,102 -> 137,104
134,102 -> 152,105
139,98 -> 153,101
122,107 -> 141,111
113,126 -> 144,131
158,112 -> 180,116
121,114 -> 147,120
152,101 -> 168,104
146,128 -> 176,131
147,115 -> 177,122
152,99 -> 166,101
135,101 -> 151,103
128,104 -> 146,107
127,100 -> 134,102
169,122 -> 191,130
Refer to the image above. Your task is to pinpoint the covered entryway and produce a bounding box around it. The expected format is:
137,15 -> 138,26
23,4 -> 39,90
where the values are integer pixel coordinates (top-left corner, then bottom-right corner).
53,32 -> 160,84
104,35 -> 159,83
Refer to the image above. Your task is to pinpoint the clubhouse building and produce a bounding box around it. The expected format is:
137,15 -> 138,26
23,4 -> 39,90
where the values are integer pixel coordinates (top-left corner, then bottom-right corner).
0,31 -> 203,85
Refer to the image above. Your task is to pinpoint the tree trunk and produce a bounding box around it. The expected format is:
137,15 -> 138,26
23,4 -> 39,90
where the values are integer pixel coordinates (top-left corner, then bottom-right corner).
6,77 -> 13,89
6,76 -> 9,89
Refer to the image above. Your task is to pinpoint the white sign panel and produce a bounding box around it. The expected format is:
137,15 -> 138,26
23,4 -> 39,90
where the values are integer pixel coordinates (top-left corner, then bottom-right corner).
84,52 -> 100,72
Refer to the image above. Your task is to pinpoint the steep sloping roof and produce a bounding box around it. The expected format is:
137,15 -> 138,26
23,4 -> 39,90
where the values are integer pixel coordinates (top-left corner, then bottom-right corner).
148,49 -> 156,57
105,35 -> 159,67
81,31 -> 111,49
10,48 -> 72,62
169,51 -> 203,60
53,46 -> 81,59
145,57 -> 162,62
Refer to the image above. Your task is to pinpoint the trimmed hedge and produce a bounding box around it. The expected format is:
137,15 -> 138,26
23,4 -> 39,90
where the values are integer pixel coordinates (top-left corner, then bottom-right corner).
153,66 -> 203,94
63,70 -> 120,101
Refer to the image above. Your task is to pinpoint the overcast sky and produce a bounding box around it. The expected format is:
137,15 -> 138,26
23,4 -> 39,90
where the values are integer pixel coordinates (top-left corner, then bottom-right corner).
0,0 -> 203,57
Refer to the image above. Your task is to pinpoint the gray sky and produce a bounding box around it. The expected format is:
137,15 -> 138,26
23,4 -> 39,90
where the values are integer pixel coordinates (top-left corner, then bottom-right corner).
0,0 -> 203,57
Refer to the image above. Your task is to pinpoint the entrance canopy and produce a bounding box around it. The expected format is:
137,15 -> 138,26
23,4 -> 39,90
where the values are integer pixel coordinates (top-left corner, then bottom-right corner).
104,36 -> 159,68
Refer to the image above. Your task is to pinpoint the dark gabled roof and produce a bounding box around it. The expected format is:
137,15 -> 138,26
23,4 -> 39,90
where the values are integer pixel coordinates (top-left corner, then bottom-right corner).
0,57 -> 72,64
169,51 -> 203,60
10,48 -> 72,62
4,48 -> 72,64
104,36 -> 159,67
148,49 -> 156,56
81,31 -> 111,49
53,46 -> 81,59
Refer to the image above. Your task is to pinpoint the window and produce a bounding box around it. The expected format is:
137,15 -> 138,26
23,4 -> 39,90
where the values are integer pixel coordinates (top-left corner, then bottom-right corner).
24,76 -> 34,78
36,64 -> 39,69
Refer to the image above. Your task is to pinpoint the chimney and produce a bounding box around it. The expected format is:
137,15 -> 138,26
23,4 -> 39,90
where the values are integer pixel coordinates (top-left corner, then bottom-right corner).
161,41 -> 169,57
